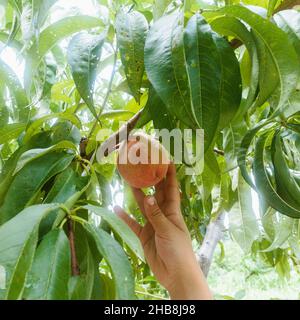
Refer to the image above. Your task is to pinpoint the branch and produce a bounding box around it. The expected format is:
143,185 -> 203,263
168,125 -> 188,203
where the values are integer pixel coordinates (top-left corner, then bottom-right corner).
97,108 -> 144,162
68,219 -> 80,276
213,148 -> 224,156
274,0 -> 300,13
197,212 -> 225,277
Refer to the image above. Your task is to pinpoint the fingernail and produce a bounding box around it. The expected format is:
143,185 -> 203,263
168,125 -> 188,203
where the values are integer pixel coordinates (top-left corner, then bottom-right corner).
147,196 -> 156,206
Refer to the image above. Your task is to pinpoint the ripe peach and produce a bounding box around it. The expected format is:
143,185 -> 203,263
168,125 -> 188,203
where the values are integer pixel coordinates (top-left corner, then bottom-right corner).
117,133 -> 169,189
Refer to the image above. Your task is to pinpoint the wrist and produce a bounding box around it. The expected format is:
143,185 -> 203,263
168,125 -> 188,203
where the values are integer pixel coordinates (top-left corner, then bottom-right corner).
167,262 -> 213,300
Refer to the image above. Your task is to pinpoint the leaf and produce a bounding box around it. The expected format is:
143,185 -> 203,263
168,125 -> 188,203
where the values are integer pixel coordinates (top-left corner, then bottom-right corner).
274,10 -> 300,63
253,133 -> 300,218
84,205 -> 144,262
68,32 -> 106,119
23,112 -> 81,143
217,5 -> 300,113
183,13 -> 221,150
210,16 -> 258,121
229,170 -> 260,253
14,141 -> 77,175
252,33 -> 279,110
153,0 -> 172,20
83,224 -> 135,300
271,131 -> 300,210
0,106 -> 9,127
267,0 -> 279,17
40,168 -> 90,236
0,152 -> 74,224
68,224 -> 95,300
34,0 -> 59,28
0,123 -> 26,146
0,204 -> 59,299
23,229 -> 70,300
262,215 -> 295,252
144,10 -> 196,128
25,15 -> 103,92
0,59 -> 29,121
211,34 -> 242,128
237,120 -> 272,189
116,9 -> 148,102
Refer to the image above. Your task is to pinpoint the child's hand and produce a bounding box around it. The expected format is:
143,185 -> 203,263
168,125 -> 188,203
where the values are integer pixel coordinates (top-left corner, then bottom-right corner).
114,164 -> 212,300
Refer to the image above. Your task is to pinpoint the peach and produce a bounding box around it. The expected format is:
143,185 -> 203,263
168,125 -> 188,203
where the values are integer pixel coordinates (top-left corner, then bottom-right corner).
117,133 -> 169,189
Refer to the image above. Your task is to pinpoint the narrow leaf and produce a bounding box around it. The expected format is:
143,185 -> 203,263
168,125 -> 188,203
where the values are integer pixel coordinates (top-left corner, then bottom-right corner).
116,9 -> 148,102
23,229 -> 70,300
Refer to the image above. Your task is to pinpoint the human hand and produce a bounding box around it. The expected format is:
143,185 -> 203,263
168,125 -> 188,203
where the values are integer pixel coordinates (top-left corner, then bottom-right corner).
114,164 -> 212,300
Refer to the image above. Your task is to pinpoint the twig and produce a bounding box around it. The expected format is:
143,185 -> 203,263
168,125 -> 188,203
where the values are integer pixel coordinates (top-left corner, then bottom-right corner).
213,148 -> 225,156
68,219 -> 80,276
274,0 -> 300,12
97,108 -> 144,162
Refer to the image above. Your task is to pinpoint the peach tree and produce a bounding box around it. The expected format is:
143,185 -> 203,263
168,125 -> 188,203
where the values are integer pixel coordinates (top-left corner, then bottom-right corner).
0,0 -> 300,299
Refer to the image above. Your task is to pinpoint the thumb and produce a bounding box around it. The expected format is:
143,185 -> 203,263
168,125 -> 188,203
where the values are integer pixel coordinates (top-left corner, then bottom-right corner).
144,196 -> 172,235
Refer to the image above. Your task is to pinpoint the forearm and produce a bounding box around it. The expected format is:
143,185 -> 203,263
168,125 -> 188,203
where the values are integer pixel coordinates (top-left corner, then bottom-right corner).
168,262 -> 213,300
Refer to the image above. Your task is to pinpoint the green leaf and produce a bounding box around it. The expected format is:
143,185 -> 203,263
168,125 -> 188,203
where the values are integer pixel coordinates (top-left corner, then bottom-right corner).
237,120 -> 272,189
217,5 -> 300,113
0,204 -> 59,299
34,0 -> 59,28
68,32 -> 106,119
153,0 -> 172,20
116,9 -> 148,102
83,224 -> 135,300
0,106 -> 9,127
84,205 -> 144,262
0,59 -> 29,121
262,215 -> 295,252
210,16 -> 258,121
0,152 -> 74,224
144,10 -> 196,128
212,34 -> 242,128
23,112 -> 81,143
271,131 -> 300,210
253,133 -> 300,218
68,224 -> 95,300
267,0 -> 279,17
25,15 -> 103,92
229,170 -> 260,253
252,33 -> 279,110
274,10 -> 300,64
183,13 -> 221,150
0,123 -> 26,146
14,141 -> 77,175
23,229 -> 70,300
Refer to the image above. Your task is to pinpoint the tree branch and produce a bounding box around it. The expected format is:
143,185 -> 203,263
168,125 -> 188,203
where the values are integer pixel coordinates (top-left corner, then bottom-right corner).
274,0 -> 300,13
197,212 -> 225,277
68,219 -> 80,276
97,108 -> 144,162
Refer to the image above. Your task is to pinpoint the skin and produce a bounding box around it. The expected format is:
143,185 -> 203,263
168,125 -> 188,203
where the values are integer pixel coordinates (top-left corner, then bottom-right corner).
114,163 -> 213,300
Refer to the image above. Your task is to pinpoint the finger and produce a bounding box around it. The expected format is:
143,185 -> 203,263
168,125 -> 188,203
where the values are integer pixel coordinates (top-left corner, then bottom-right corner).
165,163 -> 180,204
143,196 -> 172,236
114,206 -> 142,238
131,187 -> 146,215
154,180 -> 165,205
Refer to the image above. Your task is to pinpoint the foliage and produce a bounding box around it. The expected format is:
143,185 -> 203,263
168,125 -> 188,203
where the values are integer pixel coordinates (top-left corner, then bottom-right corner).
0,0 -> 300,300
